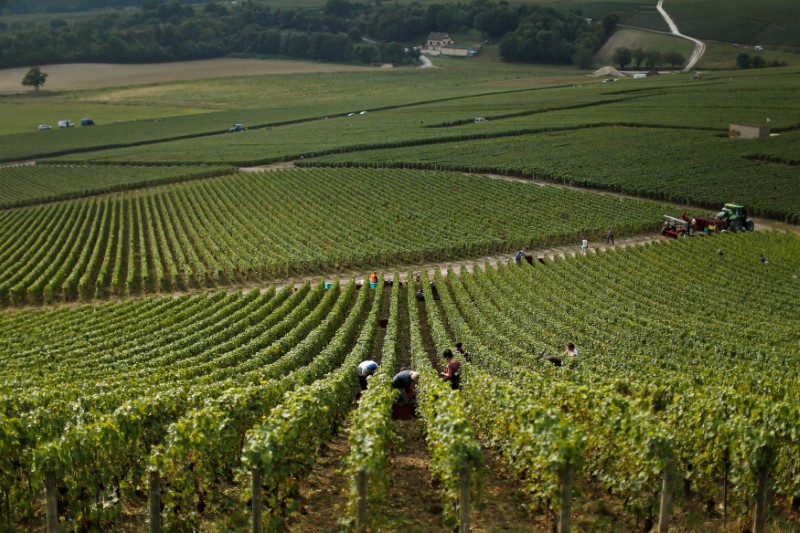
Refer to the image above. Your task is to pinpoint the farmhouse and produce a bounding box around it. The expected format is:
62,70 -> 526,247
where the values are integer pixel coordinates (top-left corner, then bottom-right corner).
729,123 -> 770,138
425,32 -> 454,51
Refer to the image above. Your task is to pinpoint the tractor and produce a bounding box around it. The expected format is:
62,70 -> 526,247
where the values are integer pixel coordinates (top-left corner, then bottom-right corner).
694,203 -> 755,233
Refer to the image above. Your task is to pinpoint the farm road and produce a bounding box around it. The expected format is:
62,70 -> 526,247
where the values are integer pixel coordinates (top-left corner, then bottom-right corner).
270,233 -> 661,293
657,0 -> 706,70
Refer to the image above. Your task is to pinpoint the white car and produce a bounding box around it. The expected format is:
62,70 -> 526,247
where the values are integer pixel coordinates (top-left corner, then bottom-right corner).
359,111 -> 368,115
38,124 -> 52,131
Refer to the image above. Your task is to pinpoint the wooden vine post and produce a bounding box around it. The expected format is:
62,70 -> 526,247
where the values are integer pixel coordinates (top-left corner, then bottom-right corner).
44,470 -> 58,533
458,464 -> 471,533
723,449 -> 730,525
559,463 -> 574,533
658,458 -> 676,533
753,450 -> 773,533
148,469 -> 161,533
356,469 -> 368,533
252,469 -> 263,533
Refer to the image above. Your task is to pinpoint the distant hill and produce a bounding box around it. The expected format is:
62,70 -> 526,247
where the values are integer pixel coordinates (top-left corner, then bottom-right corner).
534,0 -> 800,48
665,0 -> 800,47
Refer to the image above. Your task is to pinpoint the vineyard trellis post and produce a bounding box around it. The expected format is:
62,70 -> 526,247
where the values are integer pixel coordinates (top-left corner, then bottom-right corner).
458,464 -> 471,533
559,463 -> 574,533
44,470 -> 58,533
252,469 -> 263,533
723,448 -> 730,525
657,458 -> 675,533
148,468 -> 161,533
753,451 -> 772,533
356,469 -> 368,533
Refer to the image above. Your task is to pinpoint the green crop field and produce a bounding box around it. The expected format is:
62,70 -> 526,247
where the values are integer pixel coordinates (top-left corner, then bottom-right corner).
666,0 -> 800,47
0,164 -> 235,207
304,126 -> 800,223
37,67 -> 799,227
595,28 -> 695,64
0,99 -> 210,136
0,31 -> 799,532
0,232 -> 797,531
0,167 -> 674,305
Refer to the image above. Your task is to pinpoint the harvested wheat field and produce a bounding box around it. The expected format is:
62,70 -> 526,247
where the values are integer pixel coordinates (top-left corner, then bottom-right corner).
0,58 -> 373,93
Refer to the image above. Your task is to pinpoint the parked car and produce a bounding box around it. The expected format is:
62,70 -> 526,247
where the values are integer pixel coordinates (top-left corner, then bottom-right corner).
229,123 -> 245,132
38,124 -> 52,131
58,120 -> 74,128
80,118 -> 95,126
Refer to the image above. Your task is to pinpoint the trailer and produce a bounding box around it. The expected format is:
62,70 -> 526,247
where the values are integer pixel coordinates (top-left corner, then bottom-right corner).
661,215 -> 690,238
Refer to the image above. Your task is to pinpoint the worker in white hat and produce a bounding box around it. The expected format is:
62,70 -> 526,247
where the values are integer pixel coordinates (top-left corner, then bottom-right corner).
357,359 -> 379,391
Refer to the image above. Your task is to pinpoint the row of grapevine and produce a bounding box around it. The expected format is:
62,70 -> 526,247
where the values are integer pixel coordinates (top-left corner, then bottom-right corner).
409,272 -> 483,530
343,275 -> 401,530
241,278 -> 384,530
426,231 -> 799,530
0,167 -> 671,306
0,278 -> 386,529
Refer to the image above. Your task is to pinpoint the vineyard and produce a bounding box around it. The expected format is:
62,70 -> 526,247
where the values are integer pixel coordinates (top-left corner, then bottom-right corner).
0,231 -> 797,531
0,46 -> 799,532
303,127 -> 800,223
0,167 -> 672,306
32,68 -> 800,227
0,164 -> 234,208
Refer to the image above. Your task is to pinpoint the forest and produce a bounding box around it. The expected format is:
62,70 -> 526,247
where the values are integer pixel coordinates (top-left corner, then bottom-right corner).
0,0 -> 617,68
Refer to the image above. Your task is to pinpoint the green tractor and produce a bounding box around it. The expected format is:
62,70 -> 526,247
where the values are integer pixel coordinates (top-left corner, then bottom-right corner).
694,203 -> 755,233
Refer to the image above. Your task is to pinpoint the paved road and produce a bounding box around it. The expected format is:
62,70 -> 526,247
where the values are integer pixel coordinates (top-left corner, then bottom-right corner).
657,0 -> 706,70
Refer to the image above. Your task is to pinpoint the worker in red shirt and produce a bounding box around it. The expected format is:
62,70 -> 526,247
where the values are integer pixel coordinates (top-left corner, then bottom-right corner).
440,348 -> 461,390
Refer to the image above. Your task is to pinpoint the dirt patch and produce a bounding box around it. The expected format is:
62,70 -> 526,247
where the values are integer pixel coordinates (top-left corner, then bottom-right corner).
286,419 -> 352,532
240,161 -> 296,172
0,59 -> 373,94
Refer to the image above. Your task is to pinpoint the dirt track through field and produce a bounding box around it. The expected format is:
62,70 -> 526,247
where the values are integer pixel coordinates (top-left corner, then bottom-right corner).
0,58 -> 372,94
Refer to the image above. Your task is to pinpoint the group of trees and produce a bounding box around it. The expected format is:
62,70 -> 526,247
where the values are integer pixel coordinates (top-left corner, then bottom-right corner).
612,46 -> 685,69
735,52 -> 787,69
0,0 -> 615,68
498,7 -> 617,65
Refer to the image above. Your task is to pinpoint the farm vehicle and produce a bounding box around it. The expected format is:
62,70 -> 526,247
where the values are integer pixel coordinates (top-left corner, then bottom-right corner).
662,203 -> 755,238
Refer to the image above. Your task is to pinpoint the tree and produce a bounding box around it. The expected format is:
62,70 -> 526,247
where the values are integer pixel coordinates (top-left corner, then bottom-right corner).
662,50 -> 685,68
645,50 -> 661,69
324,0 -> 351,18
751,55 -> 766,68
612,47 -> 631,70
736,52 -> 751,69
632,47 -> 646,68
601,14 -> 619,37
572,45 -> 594,69
21,66 -> 47,91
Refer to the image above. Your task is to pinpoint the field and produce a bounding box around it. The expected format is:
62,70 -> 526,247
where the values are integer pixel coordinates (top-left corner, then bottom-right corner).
0,58 -> 373,94
0,46 -> 799,533
665,0 -> 800,47
0,164 -> 235,207
594,28 -> 696,65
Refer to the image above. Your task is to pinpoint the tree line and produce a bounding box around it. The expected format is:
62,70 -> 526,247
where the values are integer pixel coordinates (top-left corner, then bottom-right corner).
0,0 -> 618,69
